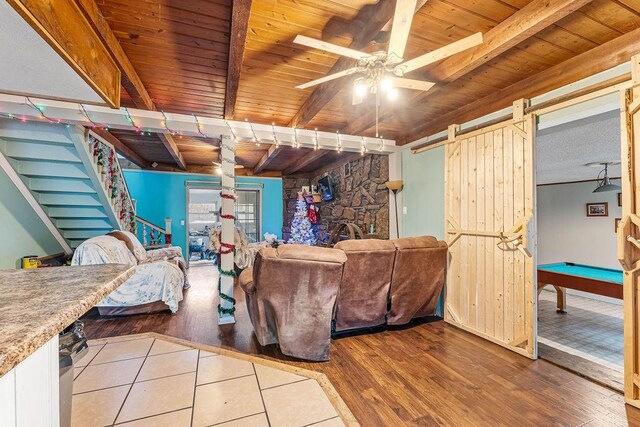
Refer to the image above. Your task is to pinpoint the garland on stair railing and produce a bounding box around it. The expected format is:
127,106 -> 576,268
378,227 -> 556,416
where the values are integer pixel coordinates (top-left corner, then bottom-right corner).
88,134 -> 136,233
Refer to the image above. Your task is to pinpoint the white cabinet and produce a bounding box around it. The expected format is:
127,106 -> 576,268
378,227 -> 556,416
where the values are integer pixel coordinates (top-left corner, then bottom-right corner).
0,336 -> 59,427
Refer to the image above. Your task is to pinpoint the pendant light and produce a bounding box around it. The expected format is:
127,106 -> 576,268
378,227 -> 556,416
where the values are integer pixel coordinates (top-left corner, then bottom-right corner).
592,162 -> 621,193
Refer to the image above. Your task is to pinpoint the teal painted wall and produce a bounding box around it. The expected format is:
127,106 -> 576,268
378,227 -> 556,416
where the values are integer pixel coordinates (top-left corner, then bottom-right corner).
401,146 -> 445,239
123,170 -> 283,258
0,168 -> 63,268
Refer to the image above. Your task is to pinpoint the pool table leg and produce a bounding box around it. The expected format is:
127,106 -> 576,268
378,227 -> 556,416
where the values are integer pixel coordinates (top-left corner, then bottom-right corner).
553,286 -> 567,313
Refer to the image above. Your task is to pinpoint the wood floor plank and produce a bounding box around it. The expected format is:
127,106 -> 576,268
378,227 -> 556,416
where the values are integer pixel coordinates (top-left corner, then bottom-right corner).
79,265 -> 640,426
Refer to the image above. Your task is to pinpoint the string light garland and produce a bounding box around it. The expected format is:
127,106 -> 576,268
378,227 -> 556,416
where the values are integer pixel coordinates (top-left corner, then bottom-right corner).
79,103 -> 103,129
219,242 -> 235,254
225,120 -> 238,142
161,110 -> 178,135
293,127 -> 300,148
246,118 -> 260,146
194,114 -> 207,138
217,264 -> 236,316
379,136 -> 385,152
361,136 -> 367,155
336,131 -> 342,152
272,122 -> 279,147
123,107 -> 142,133
314,128 -> 319,150
26,97 -> 59,124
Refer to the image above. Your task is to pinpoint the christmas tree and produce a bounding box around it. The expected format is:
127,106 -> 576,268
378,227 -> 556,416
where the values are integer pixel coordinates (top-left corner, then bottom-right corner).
288,198 -> 316,245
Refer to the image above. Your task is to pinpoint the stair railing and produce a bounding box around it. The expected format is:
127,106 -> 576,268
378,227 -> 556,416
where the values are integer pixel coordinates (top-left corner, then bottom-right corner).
87,132 -> 136,233
135,216 -> 171,248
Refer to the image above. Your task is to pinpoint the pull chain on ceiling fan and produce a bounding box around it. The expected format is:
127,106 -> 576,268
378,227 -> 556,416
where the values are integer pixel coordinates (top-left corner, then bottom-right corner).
293,0 -> 484,136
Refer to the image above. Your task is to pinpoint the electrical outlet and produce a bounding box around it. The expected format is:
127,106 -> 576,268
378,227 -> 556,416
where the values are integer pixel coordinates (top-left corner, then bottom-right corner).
403,206 -> 407,215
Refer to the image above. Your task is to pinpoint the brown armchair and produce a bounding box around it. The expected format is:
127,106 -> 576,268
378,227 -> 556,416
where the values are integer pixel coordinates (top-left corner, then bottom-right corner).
333,239 -> 396,332
239,245 -> 347,361
387,236 -> 448,325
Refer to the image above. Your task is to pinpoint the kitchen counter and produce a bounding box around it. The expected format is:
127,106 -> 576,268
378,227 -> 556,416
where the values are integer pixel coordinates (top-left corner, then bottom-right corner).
0,264 -> 134,377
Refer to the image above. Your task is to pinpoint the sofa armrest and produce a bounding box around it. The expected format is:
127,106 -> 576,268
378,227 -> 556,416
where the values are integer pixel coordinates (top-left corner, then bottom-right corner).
239,268 -> 255,294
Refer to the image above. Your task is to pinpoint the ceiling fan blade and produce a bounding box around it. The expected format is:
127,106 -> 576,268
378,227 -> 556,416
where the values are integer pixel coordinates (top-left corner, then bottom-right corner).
387,0 -> 418,63
296,67 -> 363,90
399,32 -> 483,74
293,35 -> 371,61
390,77 -> 435,91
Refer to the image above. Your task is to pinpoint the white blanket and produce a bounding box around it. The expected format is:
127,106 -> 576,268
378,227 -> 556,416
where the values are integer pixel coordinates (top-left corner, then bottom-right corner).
71,236 -> 184,313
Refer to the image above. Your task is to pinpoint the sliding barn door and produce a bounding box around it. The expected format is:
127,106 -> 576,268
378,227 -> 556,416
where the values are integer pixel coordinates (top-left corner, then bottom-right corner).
445,102 -> 537,359
620,56 -> 640,407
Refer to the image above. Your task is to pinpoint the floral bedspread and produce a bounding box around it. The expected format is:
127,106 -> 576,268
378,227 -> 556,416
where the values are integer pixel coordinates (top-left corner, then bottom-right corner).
71,236 -> 184,313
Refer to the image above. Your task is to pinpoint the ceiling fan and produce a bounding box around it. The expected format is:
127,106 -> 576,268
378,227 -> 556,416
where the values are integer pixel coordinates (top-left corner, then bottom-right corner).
293,0 -> 483,102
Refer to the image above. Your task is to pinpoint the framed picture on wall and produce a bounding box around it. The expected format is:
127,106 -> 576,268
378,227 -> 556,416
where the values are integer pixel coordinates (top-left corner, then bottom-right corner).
586,202 -> 608,217
618,192 -> 622,207
615,217 -> 622,232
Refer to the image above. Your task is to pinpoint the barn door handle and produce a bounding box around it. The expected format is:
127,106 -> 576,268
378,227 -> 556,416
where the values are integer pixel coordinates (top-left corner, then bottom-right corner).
627,235 -> 640,250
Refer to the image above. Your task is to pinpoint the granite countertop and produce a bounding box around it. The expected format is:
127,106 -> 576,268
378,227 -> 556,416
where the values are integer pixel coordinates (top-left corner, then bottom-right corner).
0,264 -> 134,377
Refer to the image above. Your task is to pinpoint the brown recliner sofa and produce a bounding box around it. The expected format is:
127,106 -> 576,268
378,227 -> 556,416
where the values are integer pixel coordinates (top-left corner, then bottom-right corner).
239,244 -> 347,361
240,236 -> 447,360
387,236 -> 448,325
333,239 -> 397,332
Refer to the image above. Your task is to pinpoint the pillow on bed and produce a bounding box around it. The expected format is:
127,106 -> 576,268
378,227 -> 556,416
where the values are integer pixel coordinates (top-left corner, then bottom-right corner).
108,230 -> 147,263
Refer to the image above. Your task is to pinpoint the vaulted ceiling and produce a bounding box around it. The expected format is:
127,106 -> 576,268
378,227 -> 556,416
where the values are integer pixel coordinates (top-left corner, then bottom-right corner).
14,0 -> 640,175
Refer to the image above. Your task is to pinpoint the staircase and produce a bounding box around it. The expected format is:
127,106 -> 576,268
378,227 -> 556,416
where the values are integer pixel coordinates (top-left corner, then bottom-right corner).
0,119 -> 135,254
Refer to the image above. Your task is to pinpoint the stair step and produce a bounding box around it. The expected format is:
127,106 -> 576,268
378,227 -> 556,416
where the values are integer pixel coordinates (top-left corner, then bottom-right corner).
67,239 -> 90,248
0,121 -> 74,146
29,177 -> 96,194
17,160 -> 89,179
62,229 -> 110,239
39,193 -> 101,207
48,206 -> 108,219
56,218 -> 112,229
3,141 -> 81,163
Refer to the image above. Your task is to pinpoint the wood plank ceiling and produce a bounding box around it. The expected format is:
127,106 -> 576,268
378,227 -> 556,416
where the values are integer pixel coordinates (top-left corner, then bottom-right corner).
89,0 -> 640,175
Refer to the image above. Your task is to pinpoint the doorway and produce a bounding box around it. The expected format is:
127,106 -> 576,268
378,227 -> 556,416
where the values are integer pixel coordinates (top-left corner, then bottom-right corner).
187,188 -> 221,266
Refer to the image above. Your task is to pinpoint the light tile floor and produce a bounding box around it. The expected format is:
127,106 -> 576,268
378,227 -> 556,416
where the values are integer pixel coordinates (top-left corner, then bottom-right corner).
538,290 -> 623,372
71,334 -> 349,427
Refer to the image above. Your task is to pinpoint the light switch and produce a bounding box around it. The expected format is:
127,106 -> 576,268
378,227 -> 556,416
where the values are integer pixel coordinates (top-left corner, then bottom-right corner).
180,220 -> 185,226
402,206 -> 407,215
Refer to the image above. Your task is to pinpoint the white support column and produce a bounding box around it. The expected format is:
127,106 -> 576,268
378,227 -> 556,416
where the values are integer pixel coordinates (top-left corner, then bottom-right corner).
218,133 -> 236,325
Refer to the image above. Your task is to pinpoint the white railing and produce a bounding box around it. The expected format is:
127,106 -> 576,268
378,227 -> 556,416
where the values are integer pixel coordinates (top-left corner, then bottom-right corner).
135,216 -> 171,248
87,132 -> 136,232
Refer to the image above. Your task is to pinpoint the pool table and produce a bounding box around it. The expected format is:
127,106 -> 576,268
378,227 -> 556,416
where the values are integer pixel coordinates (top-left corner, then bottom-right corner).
537,262 -> 623,313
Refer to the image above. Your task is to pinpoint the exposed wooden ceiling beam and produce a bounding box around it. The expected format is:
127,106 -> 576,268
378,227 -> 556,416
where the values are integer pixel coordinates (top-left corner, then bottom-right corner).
344,0 -> 594,136
224,0 -> 252,120
157,134 -> 186,170
75,0 -> 153,110
152,163 -> 282,177
76,0 -> 186,169
284,150 -> 331,175
7,0 -> 120,107
429,0 -> 593,82
398,27 -> 640,145
288,0 -> 396,129
254,144 -> 283,173
92,128 -> 150,168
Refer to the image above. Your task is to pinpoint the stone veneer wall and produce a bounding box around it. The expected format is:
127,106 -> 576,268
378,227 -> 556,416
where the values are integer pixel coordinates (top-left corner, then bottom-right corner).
282,154 -> 389,243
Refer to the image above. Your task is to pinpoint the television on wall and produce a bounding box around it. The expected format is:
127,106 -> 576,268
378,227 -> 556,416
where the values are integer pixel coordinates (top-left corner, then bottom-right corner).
317,176 -> 334,201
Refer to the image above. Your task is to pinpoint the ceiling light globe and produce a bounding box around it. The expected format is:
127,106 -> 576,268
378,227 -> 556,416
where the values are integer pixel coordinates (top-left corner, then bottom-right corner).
380,77 -> 394,92
354,82 -> 368,97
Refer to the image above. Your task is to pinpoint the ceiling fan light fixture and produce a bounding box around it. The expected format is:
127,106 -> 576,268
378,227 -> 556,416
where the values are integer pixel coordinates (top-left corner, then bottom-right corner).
387,88 -> 398,101
354,80 -> 368,97
380,76 -> 394,92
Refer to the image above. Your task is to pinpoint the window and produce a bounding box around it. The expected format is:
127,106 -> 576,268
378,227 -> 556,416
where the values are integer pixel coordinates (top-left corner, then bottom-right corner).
235,189 -> 261,243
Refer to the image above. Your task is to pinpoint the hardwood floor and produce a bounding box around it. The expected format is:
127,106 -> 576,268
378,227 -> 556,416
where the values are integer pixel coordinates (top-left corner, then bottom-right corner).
81,265 -> 640,426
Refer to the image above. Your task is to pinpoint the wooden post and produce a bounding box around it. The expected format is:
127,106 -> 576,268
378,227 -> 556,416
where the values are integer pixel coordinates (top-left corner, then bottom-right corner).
513,99 -> 530,122
447,124 -> 460,142
219,134 -> 236,324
